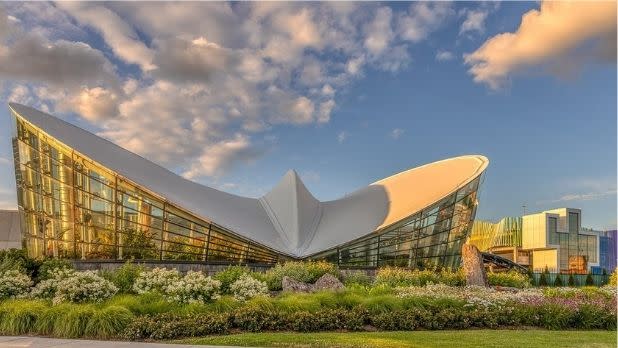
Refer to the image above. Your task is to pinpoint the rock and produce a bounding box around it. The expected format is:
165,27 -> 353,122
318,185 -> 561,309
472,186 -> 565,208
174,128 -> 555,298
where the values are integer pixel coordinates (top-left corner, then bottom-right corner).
313,273 -> 344,291
461,243 -> 488,287
282,276 -> 313,293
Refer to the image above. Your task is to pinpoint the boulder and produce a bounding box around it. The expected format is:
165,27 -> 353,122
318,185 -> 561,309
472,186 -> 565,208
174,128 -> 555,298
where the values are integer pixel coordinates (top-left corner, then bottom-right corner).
461,243 -> 488,287
313,273 -> 344,291
282,276 -> 313,293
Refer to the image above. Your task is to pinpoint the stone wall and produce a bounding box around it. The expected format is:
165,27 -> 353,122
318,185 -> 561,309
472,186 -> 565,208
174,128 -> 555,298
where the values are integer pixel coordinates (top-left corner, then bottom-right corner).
0,210 -> 21,250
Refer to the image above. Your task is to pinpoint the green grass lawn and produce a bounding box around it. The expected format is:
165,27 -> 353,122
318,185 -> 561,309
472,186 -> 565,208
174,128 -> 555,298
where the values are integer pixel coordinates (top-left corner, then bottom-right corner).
177,330 -> 616,348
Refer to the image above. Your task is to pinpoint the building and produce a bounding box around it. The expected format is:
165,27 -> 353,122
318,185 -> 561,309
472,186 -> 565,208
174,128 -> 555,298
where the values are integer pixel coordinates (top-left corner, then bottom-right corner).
7,103 -> 488,268
0,210 -> 21,249
598,230 -> 617,273
470,208 -> 602,273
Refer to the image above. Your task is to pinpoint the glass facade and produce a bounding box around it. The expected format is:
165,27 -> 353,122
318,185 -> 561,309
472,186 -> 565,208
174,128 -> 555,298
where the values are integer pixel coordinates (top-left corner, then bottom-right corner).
11,112 -> 281,264
310,176 -> 481,269
11,109 -> 484,269
546,212 -> 597,272
469,217 -> 522,252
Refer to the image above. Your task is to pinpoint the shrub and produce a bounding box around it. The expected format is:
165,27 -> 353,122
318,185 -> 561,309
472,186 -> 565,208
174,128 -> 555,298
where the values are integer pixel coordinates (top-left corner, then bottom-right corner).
133,267 -> 180,294
35,303 -> 73,335
232,302 -> 282,332
101,261 -> 144,294
610,268 -> 617,286
374,267 -> 464,287
122,313 -> 229,340
538,267 -> 549,286
0,300 -> 46,335
585,273 -> 595,286
213,265 -> 250,294
0,249 -> 40,277
487,271 -> 531,288
568,274 -> 576,287
264,261 -> 340,291
288,308 -> 366,332
539,303 -> 574,330
37,258 -> 73,281
84,305 -> 134,339
230,273 -> 268,301
0,270 -> 32,300
29,268 -> 75,300
342,271 -> 373,286
371,308 -> 429,330
554,275 -> 564,287
164,271 -> 221,303
104,293 -> 179,315
53,304 -> 96,338
52,270 -> 118,304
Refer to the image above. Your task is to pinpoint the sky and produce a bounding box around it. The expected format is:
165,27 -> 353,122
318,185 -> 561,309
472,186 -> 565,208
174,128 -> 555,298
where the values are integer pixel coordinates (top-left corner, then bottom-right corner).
0,1 -> 616,230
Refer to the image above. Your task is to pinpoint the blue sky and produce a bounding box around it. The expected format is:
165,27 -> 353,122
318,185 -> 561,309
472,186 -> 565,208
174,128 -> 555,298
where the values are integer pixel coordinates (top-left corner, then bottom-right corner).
0,2 -> 616,230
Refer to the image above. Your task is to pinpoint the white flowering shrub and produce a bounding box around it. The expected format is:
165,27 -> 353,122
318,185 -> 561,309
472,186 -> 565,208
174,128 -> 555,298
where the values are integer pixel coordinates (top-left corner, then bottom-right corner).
0,270 -> 33,300
133,267 -> 181,294
30,268 -> 76,300
164,270 -> 221,304
230,273 -> 268,301
53,270 -> 118,304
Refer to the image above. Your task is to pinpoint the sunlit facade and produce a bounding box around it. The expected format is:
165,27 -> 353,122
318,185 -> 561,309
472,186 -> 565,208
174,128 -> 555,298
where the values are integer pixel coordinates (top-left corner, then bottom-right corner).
309,176 -> 481,269
470,209 -> 601,273
9,103 -> 488,268
11,110 -> 281,263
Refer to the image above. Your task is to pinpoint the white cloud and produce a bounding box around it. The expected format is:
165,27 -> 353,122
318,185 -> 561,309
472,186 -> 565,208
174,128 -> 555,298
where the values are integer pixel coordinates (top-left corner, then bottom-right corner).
459,9 -> 488,36
182,134 -> 262,179
436,50 -> 455,61
0,34 -> 118,89
390,128 -> 404,140
364,7 -> 393,56
0,157 -> 10,165
551,190 -> 617,203
337,131 -> 348,144
56,2 -> 155,71
397,2 -> 454,43
2,2 -> 452,179
465,1 -> 617,90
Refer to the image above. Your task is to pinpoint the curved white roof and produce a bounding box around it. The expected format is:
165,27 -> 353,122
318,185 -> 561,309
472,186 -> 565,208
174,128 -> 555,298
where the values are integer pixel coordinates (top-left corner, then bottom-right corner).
9,103 -> 488,257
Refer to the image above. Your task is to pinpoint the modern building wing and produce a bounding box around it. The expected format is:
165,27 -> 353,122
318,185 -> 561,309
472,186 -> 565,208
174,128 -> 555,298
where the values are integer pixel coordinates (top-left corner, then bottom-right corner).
470,208 -> 605,273
8,103 -> 488,268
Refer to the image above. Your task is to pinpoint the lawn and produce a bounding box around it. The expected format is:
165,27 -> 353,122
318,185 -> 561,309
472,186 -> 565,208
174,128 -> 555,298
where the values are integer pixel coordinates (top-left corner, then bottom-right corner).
178,330 -> 616,348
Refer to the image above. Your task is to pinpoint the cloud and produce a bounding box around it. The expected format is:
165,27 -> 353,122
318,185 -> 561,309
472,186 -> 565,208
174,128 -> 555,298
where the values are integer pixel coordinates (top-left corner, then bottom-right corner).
55,2 -> 155,71
0,34 -> 118,89
548,190 -> 617,204
436,50 -> 454,61
2,2 -> 452,179
0,157 -> 10,165
182,134 -> 264,179
465,1 -> 617,89
459,9 -> 488,35
390,128 -> 404,140
152,37 -> 233,83
397,2 -> 454,43
337,131 -> 348,143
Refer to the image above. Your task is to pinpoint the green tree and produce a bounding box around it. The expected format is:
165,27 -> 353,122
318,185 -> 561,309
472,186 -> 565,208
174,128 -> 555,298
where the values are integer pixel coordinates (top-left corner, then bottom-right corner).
553,274 -> 563,287
585,273 -> 594,286
568,273 -> 576,286
538,266 -> 550,286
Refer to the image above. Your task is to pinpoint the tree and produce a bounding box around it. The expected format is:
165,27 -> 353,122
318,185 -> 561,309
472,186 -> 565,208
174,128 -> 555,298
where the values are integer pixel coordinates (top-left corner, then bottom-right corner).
539,266 -> 549,286
553,274 -> 563,287
568,273 -> 576,287
585,273 -> 594,286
